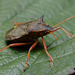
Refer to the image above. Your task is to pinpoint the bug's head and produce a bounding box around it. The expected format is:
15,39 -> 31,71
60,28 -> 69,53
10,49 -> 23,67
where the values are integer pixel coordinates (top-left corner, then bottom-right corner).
28,16 -> 54,33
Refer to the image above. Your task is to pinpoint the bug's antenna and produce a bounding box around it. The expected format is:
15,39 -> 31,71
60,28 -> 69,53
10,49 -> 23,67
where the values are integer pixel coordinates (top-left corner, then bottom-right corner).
52,16 -> 75,28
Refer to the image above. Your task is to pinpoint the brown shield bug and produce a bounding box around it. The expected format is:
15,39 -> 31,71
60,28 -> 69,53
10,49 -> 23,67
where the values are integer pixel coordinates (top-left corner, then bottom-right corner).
0,15 -> 75,71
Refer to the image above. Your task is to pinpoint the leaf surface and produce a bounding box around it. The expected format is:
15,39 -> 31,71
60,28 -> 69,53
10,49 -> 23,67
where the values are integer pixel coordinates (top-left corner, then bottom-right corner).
0,0 -> 75,75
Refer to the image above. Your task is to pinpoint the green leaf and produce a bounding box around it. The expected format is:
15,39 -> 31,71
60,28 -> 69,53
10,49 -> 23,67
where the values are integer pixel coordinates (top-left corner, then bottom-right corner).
0,0 -> 75,75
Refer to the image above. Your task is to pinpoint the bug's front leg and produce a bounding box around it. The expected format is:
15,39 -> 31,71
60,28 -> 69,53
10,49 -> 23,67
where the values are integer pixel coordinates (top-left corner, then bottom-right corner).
52,27 -> 75,37
24,40 -> 38,71
42,37 -> 53,68
51,32 -> 58,40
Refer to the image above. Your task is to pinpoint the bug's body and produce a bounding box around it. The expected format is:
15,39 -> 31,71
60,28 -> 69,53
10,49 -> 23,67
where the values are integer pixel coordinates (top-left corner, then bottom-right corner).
6,16 -> 53,43
0,15 -> 75,71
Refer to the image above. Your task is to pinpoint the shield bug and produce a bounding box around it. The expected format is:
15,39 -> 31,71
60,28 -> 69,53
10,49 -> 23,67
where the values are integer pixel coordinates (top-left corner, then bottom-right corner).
0,15 -> 75,71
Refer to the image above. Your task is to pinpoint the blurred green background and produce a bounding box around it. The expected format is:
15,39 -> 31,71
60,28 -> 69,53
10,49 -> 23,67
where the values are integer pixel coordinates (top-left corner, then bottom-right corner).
0,0 -> 75,75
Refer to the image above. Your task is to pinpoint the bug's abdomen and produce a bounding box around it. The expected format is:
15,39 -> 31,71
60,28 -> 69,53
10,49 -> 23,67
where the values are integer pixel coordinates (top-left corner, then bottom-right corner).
5,31 -> 49,43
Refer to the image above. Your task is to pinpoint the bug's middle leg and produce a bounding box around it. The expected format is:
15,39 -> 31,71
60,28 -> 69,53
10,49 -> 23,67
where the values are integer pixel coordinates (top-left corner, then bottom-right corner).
24,40 -> 38,71
52,27 -> 75,37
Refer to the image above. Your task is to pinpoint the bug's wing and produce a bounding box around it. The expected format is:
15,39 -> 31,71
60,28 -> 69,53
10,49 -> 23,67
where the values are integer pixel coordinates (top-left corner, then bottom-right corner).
6,24 -> 29,40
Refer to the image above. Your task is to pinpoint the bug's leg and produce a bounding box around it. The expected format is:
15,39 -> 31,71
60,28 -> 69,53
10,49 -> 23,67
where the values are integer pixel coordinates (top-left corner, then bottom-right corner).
0,42 -> 32,52
13,21 -> 25,25
24,40 -> 38,71
42,37 -> 53,68
51,32 -> 58,40
52,27 -> 75,37
13,20 -> 21,25
13,21 -> 16,25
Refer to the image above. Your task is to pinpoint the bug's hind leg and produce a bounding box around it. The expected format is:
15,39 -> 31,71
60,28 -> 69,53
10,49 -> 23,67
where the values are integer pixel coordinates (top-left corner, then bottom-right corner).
52,27 -> 75,37
13,21 -> 25,25
0,42 -> 32,52
42,37 -> 53,68
24,40 -> 38,71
